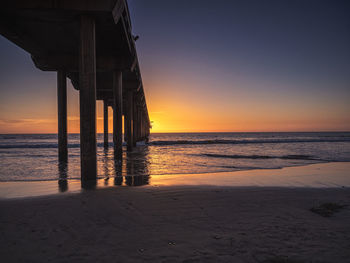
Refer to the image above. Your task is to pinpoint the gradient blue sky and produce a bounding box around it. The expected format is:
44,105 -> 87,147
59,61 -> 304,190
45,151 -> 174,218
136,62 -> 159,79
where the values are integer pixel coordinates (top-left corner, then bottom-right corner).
1,0 -> 349,133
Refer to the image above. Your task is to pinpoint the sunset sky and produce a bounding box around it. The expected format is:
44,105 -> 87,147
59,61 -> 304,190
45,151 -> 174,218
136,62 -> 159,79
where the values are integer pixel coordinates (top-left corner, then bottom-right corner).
0,0 -> 349,133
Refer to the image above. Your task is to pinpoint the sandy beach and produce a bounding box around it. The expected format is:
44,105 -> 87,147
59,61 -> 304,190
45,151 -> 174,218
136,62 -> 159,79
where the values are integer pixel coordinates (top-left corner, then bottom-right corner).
1,184 -> 350,262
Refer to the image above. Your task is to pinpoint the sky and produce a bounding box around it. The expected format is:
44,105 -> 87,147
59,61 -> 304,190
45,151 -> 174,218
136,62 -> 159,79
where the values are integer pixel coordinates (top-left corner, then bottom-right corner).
0,0 -> 349,133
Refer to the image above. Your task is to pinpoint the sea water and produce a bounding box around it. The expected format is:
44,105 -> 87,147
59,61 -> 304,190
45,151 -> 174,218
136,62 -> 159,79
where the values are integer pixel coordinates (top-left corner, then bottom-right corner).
0,132 -> 349,183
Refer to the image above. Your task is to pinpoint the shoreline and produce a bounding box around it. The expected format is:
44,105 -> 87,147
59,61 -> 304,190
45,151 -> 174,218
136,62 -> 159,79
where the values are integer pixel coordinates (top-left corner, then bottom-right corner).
0,161 -> 349,199
1,162 -> 350,262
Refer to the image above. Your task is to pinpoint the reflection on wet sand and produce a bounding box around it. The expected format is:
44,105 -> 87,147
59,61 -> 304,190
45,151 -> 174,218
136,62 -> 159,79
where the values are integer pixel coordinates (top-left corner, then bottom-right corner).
4,162 -> 349,199
58,161 -> 68,192
124,147 -> 150,186
58,145 -> 151,191
81,178 -> 97,190
114,175 -> 123,186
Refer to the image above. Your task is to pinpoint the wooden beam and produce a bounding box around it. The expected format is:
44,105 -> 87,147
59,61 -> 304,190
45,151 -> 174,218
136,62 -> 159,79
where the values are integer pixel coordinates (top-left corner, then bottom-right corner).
32,54 -> 133,72
3,0 -> 115,11
57,70 -> 67,162
120,16 -> 132,53
112,0 -> 125,24
0,18 -> 44,57
79,15 -> 97,181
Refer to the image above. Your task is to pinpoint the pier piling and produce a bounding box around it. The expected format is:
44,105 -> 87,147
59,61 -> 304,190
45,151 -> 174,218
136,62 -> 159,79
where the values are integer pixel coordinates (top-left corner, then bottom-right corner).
113,71 -> 123,159
57,70 -> 68,162
127,90 -> 134,151
79,15 -> 97,181
133,102 -> 137,146
103,99 -> 108,148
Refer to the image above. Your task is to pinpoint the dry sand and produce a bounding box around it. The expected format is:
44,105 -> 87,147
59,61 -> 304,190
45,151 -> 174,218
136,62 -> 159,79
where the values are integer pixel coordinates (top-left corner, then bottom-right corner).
1,185 -> 350,262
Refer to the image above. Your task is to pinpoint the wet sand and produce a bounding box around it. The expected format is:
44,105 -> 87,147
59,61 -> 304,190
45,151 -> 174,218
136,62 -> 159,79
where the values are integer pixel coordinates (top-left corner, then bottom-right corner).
1,162 -> 350,199
1,185 -> 350,262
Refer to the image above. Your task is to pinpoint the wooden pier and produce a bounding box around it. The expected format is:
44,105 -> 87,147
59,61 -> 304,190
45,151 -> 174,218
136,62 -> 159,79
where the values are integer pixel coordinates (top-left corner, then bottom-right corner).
0,0 -> 151,181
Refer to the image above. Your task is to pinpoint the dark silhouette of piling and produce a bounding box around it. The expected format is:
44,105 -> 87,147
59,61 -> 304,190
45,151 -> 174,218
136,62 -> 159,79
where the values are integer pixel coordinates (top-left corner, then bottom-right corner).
57,71 -> 68,162
103,99 -> 109,148
113,71 -> 123,159
79,15 -> 97,181
127,90 -> 134,151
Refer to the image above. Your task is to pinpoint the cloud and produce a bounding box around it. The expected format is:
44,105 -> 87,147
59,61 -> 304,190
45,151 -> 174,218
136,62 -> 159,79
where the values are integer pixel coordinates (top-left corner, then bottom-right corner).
0,119 -> 25,124
0,118 -> 55,125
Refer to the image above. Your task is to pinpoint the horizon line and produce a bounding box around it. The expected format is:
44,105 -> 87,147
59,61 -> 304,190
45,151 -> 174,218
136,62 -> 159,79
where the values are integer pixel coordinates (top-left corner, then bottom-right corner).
0,130 -> 349,135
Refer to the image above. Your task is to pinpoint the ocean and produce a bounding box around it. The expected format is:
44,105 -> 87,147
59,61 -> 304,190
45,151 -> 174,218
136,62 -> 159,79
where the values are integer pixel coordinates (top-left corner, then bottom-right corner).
0,132 -> 350,183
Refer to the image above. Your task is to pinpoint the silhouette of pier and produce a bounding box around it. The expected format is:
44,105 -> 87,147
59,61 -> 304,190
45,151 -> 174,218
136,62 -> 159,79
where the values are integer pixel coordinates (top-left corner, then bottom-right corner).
0,0 -> 151,181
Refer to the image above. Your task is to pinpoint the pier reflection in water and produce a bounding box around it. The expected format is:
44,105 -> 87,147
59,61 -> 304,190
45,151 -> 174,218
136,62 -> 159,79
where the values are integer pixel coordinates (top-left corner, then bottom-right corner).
57,145 -> 151,191
58,161 -> 68,192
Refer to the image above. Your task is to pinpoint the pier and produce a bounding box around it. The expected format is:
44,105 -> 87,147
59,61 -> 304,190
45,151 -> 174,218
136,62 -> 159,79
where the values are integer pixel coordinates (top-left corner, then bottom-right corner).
0,0 -> 151,181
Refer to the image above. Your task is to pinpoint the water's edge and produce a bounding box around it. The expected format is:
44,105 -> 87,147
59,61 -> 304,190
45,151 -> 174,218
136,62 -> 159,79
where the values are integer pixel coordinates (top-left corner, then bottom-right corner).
1,162 -> 349,199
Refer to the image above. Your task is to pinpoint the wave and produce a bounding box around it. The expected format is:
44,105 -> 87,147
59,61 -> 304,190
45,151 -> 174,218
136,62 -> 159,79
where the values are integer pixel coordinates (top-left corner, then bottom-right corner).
149,138 -> 350,146
0,143 -> 80,149
200,153 -> 323,161
0,142 -> 118,149
1,138 -> 349,149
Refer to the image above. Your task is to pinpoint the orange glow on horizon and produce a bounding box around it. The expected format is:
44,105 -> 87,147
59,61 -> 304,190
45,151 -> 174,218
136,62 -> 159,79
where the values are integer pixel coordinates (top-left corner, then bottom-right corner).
1,82 -> 349,133
0,115 -> 349,134
1,106 -> 349,134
